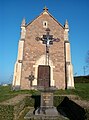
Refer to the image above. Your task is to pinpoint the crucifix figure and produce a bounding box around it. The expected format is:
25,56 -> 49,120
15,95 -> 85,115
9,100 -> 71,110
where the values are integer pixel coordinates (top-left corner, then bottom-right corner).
36,28 -> 60,65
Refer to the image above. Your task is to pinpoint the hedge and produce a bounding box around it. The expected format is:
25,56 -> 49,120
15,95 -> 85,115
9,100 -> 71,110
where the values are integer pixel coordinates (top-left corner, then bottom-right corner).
0,105 -> 14,120
0,95 -> 89,120
0,95 -> 65,120
74,76 -> 89,83
0,95 -> 32,120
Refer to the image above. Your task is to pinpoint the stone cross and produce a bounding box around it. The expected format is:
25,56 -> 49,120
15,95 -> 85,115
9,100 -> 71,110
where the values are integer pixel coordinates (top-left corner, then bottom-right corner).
26,72 -> 35,87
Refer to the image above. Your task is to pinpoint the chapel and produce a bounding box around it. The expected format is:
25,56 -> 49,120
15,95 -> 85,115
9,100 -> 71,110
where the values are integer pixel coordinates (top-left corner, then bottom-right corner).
12,7 -> 74,90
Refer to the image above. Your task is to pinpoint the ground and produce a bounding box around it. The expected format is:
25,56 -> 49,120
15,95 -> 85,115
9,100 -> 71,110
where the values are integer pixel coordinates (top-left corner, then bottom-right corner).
0,83 -> 89,102
0,83 -> 89,120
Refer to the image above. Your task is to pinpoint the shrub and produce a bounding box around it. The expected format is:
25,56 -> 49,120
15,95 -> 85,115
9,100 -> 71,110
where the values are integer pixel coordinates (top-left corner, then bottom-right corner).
74,76 -> 89,83
0,95 -> 31,120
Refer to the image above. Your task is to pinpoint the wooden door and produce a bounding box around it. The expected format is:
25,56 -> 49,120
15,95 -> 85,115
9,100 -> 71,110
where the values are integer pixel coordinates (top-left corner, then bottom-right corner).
37,65 -> 50,87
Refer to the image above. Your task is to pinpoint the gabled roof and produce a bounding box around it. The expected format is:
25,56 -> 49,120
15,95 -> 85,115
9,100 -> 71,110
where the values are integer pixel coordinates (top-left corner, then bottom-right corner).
26,7 -> 64,29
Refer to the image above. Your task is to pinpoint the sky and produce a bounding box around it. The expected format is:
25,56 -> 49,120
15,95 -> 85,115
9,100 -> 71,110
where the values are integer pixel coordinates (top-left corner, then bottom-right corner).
0,0 -> 89,84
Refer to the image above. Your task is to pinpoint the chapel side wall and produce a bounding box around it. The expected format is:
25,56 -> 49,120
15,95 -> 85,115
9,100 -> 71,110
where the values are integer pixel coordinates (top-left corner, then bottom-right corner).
20,13 -> 65,89
50,41 -> 65,89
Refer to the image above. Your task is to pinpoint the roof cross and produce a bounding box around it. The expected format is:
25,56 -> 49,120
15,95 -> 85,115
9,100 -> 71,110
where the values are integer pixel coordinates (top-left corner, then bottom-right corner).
43,6 -> 48,11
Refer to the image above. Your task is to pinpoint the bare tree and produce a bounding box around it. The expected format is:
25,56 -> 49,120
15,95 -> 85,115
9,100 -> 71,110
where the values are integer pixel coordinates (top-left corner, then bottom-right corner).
86,50 -> 89,65
85,50 -> 89,75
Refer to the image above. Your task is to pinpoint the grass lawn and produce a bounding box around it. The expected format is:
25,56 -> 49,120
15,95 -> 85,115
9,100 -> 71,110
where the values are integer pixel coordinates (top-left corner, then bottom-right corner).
74,83 -> 89,100
55,83 -> 89,100
0,83 -> 89,120
0,83 -> 89,102
0,85 -> 40,102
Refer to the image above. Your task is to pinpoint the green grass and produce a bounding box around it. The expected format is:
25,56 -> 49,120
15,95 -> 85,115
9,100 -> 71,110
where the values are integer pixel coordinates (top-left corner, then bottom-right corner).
0,85 -> 16,102
74,83 -> 89,100
18,107 -> 30,120
54,83 -> 89,101
0,83 -> 89,102
0,85 -> 40,102
0,83 -> 89,120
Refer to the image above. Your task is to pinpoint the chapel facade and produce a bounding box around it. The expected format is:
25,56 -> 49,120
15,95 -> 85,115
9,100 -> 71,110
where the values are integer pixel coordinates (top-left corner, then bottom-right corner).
12,7 -> 74,90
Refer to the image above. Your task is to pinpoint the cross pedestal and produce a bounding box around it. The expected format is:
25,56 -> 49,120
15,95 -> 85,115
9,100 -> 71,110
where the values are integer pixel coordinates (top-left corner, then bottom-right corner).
35,90 -> 59,118
24,89 -> 68,120
34,65 -> 59,118
41,92 -> 53,107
